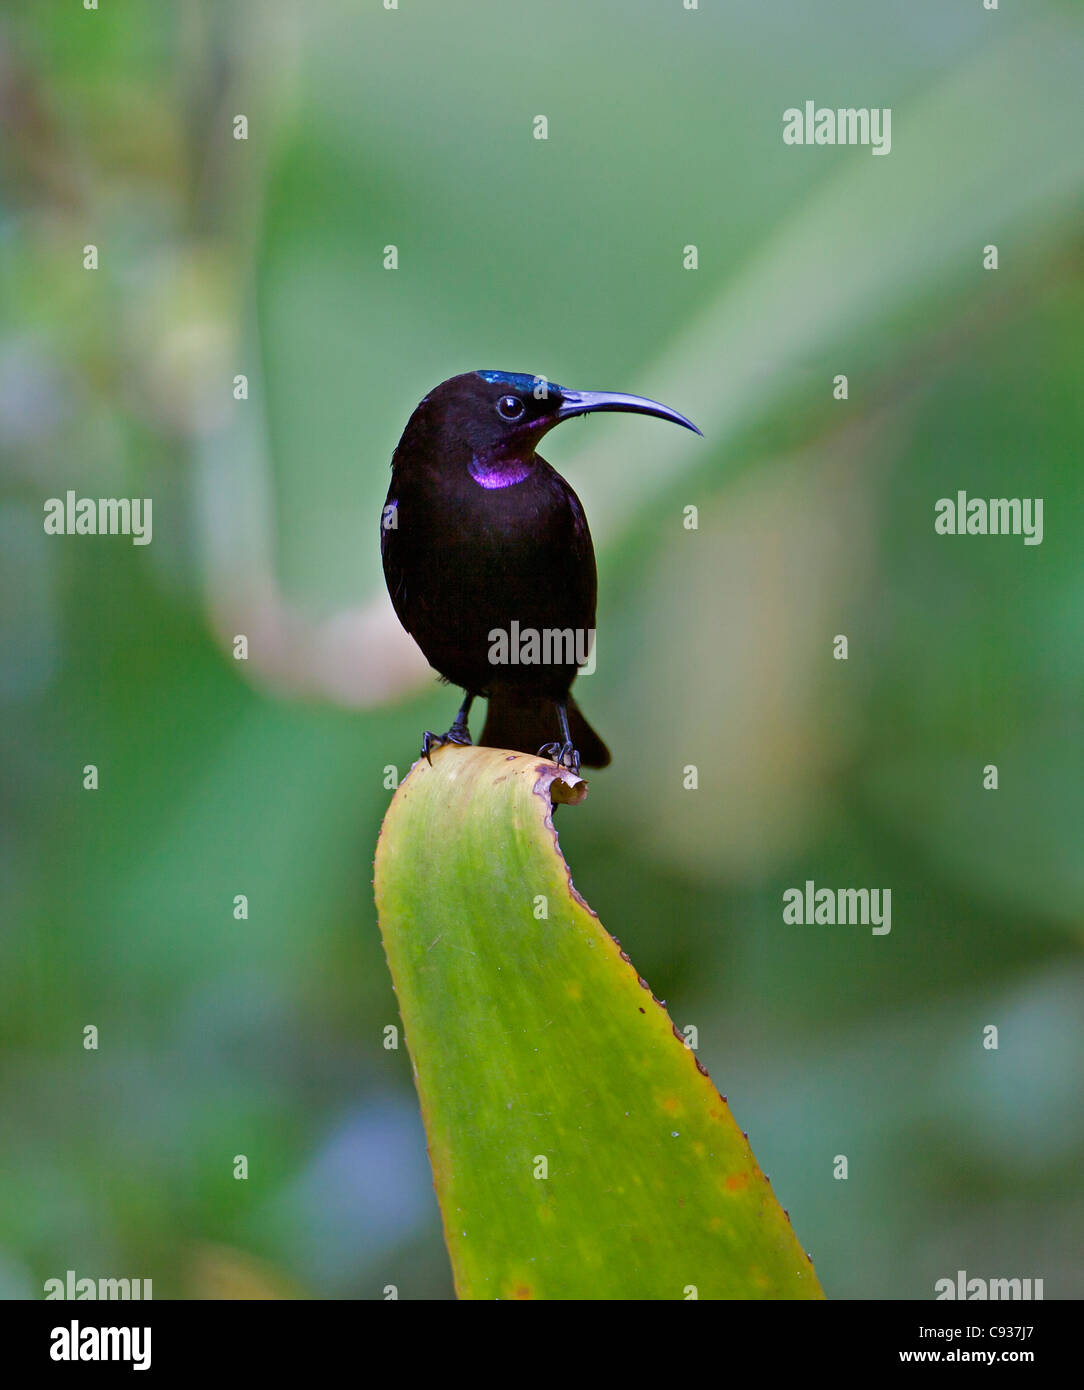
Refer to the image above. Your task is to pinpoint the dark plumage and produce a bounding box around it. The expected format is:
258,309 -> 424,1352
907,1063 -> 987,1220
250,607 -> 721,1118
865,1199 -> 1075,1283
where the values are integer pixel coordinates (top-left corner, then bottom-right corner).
381,370 -> 700,771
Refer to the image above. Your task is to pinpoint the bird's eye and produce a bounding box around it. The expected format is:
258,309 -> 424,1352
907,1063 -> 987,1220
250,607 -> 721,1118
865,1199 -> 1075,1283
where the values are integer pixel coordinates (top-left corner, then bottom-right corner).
497,394 -> 525,421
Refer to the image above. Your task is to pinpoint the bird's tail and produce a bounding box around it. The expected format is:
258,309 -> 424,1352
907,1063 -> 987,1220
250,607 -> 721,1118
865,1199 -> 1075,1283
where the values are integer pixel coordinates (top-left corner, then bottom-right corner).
479,690 -> 611,769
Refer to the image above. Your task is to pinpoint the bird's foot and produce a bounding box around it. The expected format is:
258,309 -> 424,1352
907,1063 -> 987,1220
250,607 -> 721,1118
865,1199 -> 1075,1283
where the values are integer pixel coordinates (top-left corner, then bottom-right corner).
421,723 -> 473,765
538,740 -> 581,775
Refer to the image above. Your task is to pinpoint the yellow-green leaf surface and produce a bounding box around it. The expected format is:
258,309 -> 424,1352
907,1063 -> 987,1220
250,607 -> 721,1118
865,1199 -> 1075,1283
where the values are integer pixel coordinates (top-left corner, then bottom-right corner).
374,746 -> 824,1300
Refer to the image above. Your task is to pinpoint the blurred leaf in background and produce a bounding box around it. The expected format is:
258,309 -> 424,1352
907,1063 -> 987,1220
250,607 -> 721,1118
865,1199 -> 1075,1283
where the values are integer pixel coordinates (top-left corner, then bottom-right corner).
1,0 -> 1081,1298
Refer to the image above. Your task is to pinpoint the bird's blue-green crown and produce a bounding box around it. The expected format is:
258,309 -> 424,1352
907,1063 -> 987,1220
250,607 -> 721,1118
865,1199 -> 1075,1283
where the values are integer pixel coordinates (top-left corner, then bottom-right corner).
477,370 -> 561,395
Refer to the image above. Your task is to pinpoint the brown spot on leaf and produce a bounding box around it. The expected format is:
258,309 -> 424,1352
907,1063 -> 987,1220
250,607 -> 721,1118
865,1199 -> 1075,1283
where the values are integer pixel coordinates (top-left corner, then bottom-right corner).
528,758 -> 596,915
533,763 -> 588,807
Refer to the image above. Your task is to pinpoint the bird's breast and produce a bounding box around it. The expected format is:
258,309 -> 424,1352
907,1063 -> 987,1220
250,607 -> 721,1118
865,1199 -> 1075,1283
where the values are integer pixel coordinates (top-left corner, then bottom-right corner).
383,457 -> 597,681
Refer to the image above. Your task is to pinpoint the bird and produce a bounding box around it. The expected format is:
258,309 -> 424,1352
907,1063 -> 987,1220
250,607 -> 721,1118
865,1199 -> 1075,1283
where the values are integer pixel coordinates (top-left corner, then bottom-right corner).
381,370 -> 701,772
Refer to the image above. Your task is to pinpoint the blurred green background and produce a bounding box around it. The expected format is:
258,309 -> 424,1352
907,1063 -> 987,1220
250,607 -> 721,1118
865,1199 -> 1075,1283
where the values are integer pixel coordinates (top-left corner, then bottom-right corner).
2,0 -> 1082,1299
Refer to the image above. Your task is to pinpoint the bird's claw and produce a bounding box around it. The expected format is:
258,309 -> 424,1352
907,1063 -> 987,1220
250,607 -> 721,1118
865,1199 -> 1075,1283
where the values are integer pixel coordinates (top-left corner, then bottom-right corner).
421,726 -> 473,765
538,740 -> 581,775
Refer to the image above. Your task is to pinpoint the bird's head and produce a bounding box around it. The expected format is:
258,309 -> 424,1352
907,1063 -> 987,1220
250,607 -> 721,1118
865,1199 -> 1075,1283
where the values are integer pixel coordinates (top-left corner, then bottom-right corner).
394,370 -> 701,488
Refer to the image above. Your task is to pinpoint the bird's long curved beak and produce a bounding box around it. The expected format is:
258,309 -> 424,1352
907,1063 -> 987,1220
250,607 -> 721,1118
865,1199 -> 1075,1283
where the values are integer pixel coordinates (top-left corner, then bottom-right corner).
556,389 -> 703,436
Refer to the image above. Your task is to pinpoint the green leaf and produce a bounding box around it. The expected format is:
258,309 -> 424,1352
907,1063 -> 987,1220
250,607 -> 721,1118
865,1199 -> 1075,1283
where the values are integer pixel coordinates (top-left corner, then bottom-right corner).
374,746 -> 824,1300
